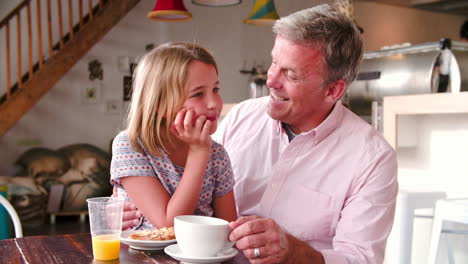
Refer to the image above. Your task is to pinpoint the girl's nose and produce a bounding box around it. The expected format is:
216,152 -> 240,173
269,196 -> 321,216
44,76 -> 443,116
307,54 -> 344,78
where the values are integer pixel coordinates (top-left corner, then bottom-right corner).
206,94 -> 220,110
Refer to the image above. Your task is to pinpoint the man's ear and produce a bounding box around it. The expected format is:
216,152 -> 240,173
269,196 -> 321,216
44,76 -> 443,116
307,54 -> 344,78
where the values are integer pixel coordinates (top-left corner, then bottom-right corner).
324,79 -> 346,103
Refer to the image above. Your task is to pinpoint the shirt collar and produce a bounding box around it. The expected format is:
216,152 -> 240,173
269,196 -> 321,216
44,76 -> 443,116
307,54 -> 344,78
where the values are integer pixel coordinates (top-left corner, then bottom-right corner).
313,101 -> 344,143
273,101 -> 344,144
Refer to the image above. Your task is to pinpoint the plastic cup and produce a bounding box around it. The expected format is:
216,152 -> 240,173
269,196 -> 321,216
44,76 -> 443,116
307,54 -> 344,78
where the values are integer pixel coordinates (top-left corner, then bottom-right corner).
87,197 -> 124,260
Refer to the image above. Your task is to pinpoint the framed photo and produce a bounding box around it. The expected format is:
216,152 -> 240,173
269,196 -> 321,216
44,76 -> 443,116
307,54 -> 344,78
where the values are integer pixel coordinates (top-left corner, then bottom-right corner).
123,76 -> 132,101
81,83 -> 101,104
105,100 -> 122,115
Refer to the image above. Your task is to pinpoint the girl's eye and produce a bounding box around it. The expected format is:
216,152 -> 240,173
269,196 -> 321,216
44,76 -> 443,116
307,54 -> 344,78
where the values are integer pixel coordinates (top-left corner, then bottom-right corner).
213,87 -> 220,93
192,92 -> 203,97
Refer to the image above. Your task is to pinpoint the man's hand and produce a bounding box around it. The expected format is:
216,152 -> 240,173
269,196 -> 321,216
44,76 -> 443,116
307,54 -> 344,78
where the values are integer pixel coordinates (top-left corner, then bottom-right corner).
229,216 -> 290,264
112,188 -> 142,230
122,201 -> 142,230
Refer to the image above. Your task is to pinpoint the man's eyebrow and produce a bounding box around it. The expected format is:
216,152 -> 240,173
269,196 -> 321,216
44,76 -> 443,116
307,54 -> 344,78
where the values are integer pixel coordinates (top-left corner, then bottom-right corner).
271,53 -> 296,73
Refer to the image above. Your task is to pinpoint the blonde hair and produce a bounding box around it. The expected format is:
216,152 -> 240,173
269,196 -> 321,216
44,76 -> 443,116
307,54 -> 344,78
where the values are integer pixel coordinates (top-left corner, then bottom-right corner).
126,43 -> 217,156
273,4 -> 363,85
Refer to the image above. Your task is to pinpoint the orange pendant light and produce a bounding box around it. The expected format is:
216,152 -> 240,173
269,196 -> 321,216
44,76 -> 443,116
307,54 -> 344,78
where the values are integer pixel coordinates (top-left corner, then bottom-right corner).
147,0 -> 192,22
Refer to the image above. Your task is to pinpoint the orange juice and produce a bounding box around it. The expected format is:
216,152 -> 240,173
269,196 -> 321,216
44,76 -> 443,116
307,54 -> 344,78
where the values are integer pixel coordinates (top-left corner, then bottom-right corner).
92,234 -> 121,260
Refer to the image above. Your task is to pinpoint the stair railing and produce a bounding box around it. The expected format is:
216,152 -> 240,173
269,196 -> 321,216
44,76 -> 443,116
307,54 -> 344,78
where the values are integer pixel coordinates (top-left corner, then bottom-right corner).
0,0 -> 104,104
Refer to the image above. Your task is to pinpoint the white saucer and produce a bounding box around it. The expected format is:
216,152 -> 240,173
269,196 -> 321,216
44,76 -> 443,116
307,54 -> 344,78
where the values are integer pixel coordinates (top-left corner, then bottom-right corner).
121,230 -> 176,251
164,244 -> 238,264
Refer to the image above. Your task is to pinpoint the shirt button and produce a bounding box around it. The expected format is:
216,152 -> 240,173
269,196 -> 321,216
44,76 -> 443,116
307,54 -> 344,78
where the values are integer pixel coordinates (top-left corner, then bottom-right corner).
271,183 -> 276,189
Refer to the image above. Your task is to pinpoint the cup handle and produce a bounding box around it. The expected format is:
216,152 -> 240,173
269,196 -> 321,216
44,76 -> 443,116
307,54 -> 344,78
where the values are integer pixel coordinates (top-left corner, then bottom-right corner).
222,241 -> 236,250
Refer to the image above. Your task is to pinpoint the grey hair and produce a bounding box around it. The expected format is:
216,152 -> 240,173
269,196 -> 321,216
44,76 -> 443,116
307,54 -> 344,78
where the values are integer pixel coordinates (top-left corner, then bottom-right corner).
272,4 -> 363,85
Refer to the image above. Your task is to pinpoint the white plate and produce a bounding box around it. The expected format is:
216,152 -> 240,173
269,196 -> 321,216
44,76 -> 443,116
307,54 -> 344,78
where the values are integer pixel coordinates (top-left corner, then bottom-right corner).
120,230 -> 177,251
164,244 -> 238,264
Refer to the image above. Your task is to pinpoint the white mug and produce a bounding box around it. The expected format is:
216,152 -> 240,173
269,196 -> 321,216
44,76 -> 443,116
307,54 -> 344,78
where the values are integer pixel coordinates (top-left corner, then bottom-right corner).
174,215 -> 235,257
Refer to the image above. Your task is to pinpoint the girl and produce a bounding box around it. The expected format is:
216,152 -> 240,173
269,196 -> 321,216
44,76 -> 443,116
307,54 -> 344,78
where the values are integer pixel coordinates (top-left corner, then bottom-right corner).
110,43 -> 237,229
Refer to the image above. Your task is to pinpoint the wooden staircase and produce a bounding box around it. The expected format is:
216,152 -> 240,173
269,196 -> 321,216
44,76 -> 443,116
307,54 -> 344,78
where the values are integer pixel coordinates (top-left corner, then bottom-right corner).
0,0 -> 140,137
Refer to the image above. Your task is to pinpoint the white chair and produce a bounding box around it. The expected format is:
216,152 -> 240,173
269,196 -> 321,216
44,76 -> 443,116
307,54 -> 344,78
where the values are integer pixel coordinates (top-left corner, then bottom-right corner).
428,199 -> 468,264
386,189 -> 446,264
0,195 -> 23,238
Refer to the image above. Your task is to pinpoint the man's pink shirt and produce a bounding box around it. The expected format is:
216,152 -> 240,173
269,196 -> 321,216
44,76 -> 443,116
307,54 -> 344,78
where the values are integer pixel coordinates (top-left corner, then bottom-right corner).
214,97 -> 398,264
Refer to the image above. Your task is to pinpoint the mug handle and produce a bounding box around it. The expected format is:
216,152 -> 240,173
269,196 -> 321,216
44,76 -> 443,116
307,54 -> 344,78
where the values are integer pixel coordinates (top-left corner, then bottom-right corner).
222,241 -> 236,250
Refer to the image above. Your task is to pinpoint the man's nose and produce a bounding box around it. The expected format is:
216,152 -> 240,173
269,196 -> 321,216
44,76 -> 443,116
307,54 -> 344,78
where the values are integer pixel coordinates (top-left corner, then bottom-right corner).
266,66 -> 281,89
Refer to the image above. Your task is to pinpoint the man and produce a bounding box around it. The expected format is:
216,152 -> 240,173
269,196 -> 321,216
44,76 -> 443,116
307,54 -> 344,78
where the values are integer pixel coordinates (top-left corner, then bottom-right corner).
215,4 -> 397,263
122,4 -> 397,264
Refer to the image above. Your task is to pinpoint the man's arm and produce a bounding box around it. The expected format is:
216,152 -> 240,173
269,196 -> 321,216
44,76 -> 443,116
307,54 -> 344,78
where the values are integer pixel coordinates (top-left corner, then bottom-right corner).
286,235 -> 325,264
316,148 -> 398,264
229,148 -> 398,264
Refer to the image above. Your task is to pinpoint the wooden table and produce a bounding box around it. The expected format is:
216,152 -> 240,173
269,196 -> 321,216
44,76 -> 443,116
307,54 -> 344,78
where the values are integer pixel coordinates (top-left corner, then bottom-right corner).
0,233 -> 242,263
0,233 -> 207,263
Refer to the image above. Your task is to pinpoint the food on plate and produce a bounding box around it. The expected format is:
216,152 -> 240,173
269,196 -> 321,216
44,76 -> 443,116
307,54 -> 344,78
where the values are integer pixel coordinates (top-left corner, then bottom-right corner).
129,227 -> 176,241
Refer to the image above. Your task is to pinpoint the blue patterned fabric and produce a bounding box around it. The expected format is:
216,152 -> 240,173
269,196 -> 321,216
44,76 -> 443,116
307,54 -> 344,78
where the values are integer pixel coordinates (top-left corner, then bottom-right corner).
110,131 -> 234,229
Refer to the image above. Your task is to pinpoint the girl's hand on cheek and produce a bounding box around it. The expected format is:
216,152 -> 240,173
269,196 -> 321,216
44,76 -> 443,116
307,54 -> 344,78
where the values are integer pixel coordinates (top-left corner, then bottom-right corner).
172,109 -> 212,151
171,108 -> 187,136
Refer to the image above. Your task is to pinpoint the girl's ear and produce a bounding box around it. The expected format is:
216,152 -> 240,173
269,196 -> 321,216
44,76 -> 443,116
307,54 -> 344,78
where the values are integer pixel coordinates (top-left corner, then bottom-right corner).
324,79 -> 346,103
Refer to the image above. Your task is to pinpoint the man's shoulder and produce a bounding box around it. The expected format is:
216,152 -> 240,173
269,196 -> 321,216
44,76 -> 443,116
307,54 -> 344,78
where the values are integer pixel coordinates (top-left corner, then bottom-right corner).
231,97 -> 268,116
214,97 -> 270,144
225,97 -> 269,124
341,107 -> 394,155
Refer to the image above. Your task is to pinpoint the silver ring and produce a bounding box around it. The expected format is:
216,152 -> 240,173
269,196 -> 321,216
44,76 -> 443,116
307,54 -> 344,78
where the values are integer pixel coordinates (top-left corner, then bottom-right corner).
254,247 -> 261,258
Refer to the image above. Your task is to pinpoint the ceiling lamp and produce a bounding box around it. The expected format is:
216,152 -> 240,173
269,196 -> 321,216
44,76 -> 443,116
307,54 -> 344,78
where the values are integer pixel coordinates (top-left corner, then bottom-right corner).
192,0 -> 241,7
147,0 -> 192,22
244,0 -> 279,26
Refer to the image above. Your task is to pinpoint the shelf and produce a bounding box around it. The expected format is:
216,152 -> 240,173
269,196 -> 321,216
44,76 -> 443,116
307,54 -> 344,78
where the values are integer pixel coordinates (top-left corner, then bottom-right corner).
383,92 -> 468,149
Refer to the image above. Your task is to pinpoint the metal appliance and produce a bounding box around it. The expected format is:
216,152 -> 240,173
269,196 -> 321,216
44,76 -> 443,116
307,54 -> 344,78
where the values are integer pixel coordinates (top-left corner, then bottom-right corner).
240,64 -> 269,98
344,38 -> 468,130
359,0 -> 468,16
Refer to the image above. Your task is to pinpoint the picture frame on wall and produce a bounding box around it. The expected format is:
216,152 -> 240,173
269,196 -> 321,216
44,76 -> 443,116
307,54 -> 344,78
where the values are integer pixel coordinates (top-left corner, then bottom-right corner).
105,100 -> 122,115
123,76 -> 132,101
81,82 -> 101,104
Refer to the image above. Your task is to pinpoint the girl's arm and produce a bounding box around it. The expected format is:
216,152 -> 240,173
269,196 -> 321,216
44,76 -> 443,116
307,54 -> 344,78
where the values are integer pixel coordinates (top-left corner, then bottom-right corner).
122,109 -> 212,228
213,191 -> 237,222
121,147 -> 210,228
